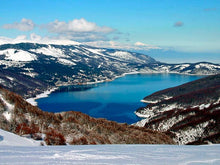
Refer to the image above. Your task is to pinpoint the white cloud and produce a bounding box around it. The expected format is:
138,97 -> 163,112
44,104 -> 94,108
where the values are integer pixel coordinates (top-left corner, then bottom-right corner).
135,42 -> 146,46
41,18 -> 114,42
2,18 -> 115,42
84,41 -> 161,51
45,18 -> 113,33
2,18 -> 35,31
0,34 -> 160,51
0,34 -> 80,45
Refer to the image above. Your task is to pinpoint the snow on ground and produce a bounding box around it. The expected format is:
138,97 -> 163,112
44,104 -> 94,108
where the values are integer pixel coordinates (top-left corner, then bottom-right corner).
0,144 -> 219,165
26,87 -> 57,106
31,45 -> 67,58
0,129 -> 219,164
0,94 -> 14,121
58,58 -> 76,65
195,63 -> 220,70
108,51 -> 137,61
86,48 -> 105,56
0,129 -> 41,146
0,49 -> 37,61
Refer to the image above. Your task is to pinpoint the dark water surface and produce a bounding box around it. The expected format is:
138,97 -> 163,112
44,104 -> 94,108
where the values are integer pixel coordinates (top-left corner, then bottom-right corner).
37,74 -> 204,124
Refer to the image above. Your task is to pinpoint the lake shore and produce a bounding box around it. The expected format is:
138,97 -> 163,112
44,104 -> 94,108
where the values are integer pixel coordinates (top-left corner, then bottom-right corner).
25,71 -> 206,107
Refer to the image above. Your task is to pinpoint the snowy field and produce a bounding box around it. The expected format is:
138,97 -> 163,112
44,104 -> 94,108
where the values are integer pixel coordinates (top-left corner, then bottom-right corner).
0,129 -> 220,165
0,144 -> 220,165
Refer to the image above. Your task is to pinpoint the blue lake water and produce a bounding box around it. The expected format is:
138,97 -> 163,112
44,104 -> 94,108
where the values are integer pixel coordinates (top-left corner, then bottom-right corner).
37,74 -> 204,124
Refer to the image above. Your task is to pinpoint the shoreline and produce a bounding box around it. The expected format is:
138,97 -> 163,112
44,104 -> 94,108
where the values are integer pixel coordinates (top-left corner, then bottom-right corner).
26,87 -> 58,106
25,71 -> 207,106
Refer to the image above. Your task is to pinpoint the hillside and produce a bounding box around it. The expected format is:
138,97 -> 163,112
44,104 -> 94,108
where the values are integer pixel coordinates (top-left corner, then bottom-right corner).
0,129 -> 42,146
0,42 -> 220,98
135,74 -> 220,144
0,86 -> 174,145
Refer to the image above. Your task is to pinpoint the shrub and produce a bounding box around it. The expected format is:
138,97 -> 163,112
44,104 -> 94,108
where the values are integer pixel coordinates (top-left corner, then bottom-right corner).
45,128 -> 66,145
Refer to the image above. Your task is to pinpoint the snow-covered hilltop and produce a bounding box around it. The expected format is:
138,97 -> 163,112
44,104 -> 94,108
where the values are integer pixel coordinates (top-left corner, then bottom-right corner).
135,74 -> 220,145
0,42 -> 220,98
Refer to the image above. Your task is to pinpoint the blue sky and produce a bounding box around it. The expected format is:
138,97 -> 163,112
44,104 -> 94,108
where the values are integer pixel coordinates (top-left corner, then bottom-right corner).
0,0 -> 219,63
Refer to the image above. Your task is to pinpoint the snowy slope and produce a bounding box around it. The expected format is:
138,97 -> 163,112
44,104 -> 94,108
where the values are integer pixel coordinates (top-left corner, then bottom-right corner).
1,42 -> 220,99
0,144 -> 219,164
0,128 -> 219,164
135,74 -> 220,145
0,129 -> 41,146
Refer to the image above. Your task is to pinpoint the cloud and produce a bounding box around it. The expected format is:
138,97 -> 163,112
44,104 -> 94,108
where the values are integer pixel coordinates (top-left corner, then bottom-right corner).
134,42 -> 148,46
45,18 -> 113,33
41,18 -> 114,42
30,33 -> 42,41
0,34 -> 80,45
2,18 -> 35,31
2,18 -> 117,42
84,41 -> 161,51
174,21 -> 184,27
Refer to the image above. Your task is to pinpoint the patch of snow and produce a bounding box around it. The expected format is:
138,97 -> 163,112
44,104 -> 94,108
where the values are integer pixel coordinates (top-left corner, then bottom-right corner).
21,72 -> 38,77
195,63 -> 220,70
6,76 -> 14,81
108,51 -> 138,61
0,60 -> 26,68
160,103 -> 177,112
26,88 -> 57,106
141,99 -> 158,104
58,58 -> 76,65
199,103 -> 211,110
135,108 -> 155,118
163,95 -> 173,100
214,98 -> 220,105
181,64 -> 190,69
134,118 -> 148,127
175,121 -> 210,144
178,64 -> 190,70
0,94 -> 14,121
31,45 -> 67,58
3,111 -> 11,121
157,115 -> 187,131
0,129 -> 41,146
86,48 -> 105,56
0,49 -> 37,61
0,78 -> 5,84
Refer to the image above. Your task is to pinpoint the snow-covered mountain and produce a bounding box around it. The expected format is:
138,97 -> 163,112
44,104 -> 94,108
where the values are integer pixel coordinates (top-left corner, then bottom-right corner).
0,42 -> 220,98
135,74 -> 220,145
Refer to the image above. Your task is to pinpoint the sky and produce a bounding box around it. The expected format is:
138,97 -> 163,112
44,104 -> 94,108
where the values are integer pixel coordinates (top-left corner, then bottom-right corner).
0,0 -> 219,63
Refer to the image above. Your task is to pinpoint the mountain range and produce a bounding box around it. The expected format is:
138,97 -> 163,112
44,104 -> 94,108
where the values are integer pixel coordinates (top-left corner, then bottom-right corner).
135,74 -> 220,144
0,42 -> 220,145
0,42 -> 220,98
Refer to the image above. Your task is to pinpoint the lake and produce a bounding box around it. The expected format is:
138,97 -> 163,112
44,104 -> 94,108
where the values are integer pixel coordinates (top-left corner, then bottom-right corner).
36,73 -> 204,124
